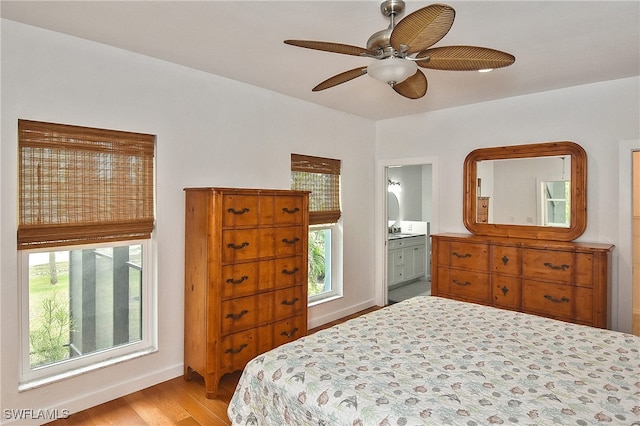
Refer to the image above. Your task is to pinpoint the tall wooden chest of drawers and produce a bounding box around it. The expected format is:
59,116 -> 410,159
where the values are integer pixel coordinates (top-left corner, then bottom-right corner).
431,233 -> 613,328
476,197 -> 489,223
184,187 -> 309,398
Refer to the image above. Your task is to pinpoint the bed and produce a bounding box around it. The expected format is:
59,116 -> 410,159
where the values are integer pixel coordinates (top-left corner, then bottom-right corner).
228,296 -> 640,425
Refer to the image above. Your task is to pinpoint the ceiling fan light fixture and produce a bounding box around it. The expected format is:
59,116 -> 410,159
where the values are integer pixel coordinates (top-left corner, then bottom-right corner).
478,68 -> 494,73
367,57 -> 417,86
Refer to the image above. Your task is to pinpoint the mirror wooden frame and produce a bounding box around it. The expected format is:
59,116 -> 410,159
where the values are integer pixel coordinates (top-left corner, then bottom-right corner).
463,141 -> 587,241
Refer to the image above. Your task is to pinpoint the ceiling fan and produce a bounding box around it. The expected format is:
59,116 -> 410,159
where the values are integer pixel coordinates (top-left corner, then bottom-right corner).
284,0 -> 515,99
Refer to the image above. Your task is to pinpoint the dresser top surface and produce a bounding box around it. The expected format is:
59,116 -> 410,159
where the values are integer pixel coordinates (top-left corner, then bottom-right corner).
432,233 -> 614,252
184,187 -> 310,196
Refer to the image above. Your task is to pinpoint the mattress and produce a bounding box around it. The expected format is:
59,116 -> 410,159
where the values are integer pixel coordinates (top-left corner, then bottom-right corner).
228,296 -> 640,425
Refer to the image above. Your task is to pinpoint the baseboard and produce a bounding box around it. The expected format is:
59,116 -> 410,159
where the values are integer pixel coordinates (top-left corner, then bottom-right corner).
308,299 -> 378,330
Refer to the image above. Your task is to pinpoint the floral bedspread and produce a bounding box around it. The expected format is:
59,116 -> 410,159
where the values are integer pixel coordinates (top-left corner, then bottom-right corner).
228,296 -> 640,425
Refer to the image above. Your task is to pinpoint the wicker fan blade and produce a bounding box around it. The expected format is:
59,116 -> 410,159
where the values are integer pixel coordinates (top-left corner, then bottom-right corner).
416,46 -> 516,70
312,67 -> 368,91
392,69 -> 428,99
284,40 -> 372,57
390,4 -> 455,54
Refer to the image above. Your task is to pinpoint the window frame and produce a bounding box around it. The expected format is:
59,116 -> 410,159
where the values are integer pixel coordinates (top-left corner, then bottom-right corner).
18,239 -> 157,389
307,224 -> 343,304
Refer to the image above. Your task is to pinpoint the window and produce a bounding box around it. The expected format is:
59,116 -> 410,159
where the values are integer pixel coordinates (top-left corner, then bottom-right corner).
291,154 -> 342,303
18,120 -> 156,387
541,180 -> 571,227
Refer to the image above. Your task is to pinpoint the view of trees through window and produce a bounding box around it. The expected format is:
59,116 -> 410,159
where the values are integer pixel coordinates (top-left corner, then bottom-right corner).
308,229 -> 330,297
28,244 -> 142,368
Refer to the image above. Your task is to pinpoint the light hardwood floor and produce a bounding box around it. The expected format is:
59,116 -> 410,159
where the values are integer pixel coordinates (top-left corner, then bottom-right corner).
46,306 -> 382,426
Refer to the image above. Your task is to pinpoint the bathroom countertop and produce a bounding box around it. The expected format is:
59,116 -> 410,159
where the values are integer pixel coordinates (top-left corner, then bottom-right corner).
387,233 -> 426,240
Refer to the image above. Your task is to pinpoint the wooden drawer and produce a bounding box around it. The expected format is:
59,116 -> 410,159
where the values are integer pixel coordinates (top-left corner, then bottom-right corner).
220,256 -> 304,299
274,286 -> 304,320
438,268 -> 489,303
438,241 -> 489,272
274,226 -> 305,257
220,324 -> 274,371
491,245 -> 520,275
274,196 -> 305,225
522,249 -> 593,286
222,227 -> 303,262
221,195 -> 305,228
522,280 -> 593,324
273,315 -> 306,347
220,293 -> 274,335
491,275 -> 521,310
222,194 -> 260,227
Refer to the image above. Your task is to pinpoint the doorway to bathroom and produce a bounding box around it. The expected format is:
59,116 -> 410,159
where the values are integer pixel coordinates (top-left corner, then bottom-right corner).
384,161 -> 436,304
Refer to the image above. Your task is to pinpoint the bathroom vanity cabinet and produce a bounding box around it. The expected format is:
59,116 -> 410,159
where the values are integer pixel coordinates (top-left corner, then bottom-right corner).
387,234 -> 426,286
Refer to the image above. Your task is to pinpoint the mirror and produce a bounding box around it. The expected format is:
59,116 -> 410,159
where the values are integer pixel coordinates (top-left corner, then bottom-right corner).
388,192 -> 399,227
464,141 -> 587,241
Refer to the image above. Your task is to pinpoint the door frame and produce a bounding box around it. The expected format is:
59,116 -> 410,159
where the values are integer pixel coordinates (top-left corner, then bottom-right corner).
374,156 -> 439,306
617,139 -> 640,332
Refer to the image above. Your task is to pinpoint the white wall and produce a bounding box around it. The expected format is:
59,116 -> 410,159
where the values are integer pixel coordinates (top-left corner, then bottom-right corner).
0,20 -> 376,422
375,76 -> 640,333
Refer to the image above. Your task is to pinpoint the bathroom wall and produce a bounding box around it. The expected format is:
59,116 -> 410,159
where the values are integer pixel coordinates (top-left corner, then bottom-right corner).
388,164 -> 432,229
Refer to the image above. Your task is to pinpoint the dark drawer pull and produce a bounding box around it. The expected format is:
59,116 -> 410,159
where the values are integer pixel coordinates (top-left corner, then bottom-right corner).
280,327 -> 299,338
226,276 -> 249,285
226,309 -> 249,320
452,280 -> 471,287
225,344 -> 248,354
227,242 -> 249,250
500,285 -> 509,295
501,255 -> 509,265
282,207 -> 300,214
281,297 -> 299,306
543,262 -> 570,271
227,207 -> 250,215
453,252 -> 472,259
544,295 -> 570,304
282,237 -> 300,245
282,267 -> 299,275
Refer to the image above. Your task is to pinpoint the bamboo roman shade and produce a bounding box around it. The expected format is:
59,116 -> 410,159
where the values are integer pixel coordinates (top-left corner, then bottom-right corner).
291,153 -> 341,225
18,119 -> 155,249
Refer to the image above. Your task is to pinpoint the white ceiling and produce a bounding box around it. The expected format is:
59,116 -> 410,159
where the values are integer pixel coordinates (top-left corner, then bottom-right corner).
2,1 -> 639,121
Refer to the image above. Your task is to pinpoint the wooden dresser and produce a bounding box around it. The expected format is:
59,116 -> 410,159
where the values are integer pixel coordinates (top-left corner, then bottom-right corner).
184,187 -> 309,398
431,233 -> 613,328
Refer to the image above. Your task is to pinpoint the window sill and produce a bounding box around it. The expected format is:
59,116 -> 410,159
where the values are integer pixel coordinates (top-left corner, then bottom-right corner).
308,293 -> 343,308
19,346 -> 157,392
